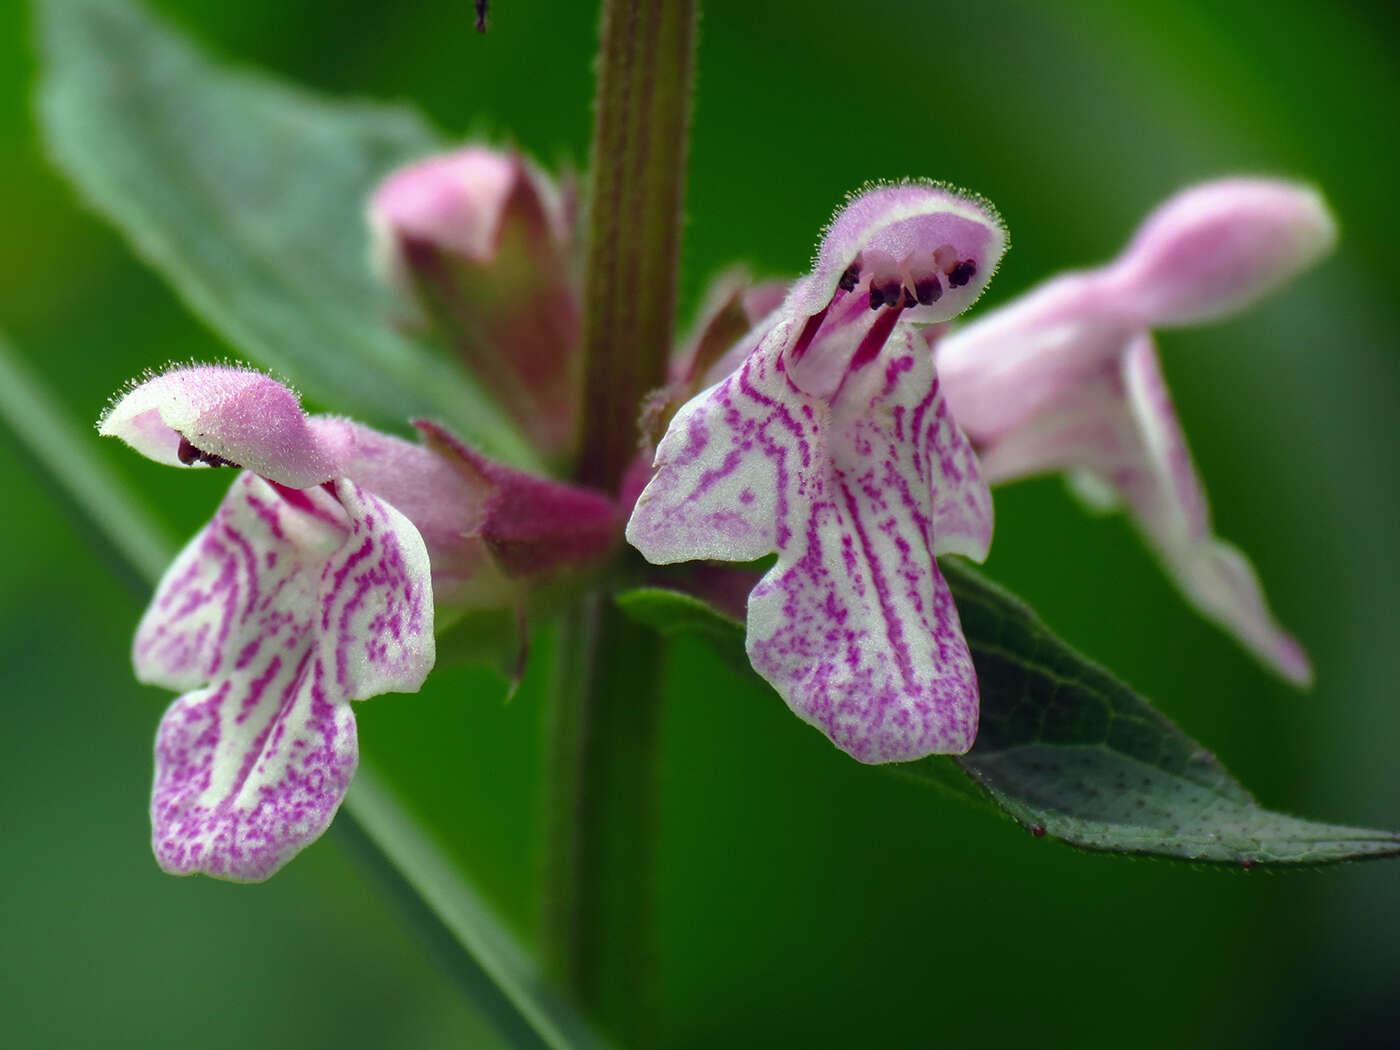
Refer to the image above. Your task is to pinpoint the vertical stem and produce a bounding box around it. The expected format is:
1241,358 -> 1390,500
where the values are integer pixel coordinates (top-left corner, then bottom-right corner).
543,594 -> 666,1046
548,0 -> 696,1040
544,0 -> 696,1041
575,0 -> 698,493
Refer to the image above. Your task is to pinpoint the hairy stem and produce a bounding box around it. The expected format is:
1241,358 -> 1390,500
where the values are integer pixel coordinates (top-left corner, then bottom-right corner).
542,595 -> 666,1045
575,0 -> 698,493
545,0 -> 696,1039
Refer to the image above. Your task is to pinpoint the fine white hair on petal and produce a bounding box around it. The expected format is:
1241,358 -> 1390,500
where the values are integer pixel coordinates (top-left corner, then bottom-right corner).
785,180 -> 1010,324
99,362 -> 341,488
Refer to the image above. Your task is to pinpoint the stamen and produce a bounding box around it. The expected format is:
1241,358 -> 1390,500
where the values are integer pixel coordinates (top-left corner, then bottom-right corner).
934,244 -> 958,274
914,274 -> 943,305
177,435 -> 239,469
869,276 -> 902,310
789,305 -> 831,363
948,259 -> 977,287
838,261 -> 861,292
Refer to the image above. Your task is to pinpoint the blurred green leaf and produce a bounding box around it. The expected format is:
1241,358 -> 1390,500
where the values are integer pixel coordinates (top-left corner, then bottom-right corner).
35,0 -> 539,469
618,565 -> 1400,867
346,769 -> 616,1050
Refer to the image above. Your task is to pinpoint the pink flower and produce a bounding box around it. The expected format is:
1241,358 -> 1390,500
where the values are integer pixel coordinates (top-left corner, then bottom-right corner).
628,183 -> 1008,761
101,364 -> 617,879
936,178 -> 1337,683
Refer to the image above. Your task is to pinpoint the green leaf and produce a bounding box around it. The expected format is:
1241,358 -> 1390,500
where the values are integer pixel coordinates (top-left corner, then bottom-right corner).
35,0 -> 538,470
616,568 -> 1400,867
614,586 -> 748,673
344,769 -> 617,1050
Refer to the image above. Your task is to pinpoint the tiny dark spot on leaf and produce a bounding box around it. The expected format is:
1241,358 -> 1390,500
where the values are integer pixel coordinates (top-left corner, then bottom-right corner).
1030,824 -> 1046,838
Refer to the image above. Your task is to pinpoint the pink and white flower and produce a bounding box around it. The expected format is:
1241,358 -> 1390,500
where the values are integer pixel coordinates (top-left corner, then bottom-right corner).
628,183 -> 1008,762
100,364 -> 618,879
936,178 -> 1336,684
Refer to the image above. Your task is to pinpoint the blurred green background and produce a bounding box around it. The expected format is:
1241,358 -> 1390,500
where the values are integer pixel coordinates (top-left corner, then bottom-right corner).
3,0 -> 1399,1046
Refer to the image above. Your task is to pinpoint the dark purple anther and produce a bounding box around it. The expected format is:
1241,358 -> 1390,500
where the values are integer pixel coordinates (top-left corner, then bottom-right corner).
475,0 -> 489,33
914,274 -> 943,305
869,277 -> 902,310
838,262 -> 861,292
177,435 -> 239,469
948,259 -> 977,287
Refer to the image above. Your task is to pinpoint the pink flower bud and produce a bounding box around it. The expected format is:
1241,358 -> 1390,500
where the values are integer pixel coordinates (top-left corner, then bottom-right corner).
368,146 -> 581,459
369,147 -> 567,271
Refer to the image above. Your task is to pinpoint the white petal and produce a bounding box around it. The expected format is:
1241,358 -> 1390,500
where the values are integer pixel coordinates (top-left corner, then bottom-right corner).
141,472 -> 434,881
747,330 -> 982,761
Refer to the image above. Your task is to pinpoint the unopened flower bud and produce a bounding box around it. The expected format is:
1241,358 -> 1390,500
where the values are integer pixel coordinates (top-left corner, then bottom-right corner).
368,146 -> 581,460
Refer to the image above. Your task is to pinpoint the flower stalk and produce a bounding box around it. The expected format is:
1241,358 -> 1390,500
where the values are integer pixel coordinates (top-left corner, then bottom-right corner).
575,0 -> 698,492
542,0 -> 697,1040
543,596 -> 665,1046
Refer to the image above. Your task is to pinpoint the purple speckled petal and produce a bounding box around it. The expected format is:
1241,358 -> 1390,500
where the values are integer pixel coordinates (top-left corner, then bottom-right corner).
629,179 -> 1008,759
785,181 -> 1008,324
141,471 -> 434,881
626,317 -> 796,565
630,322 -> 985,760
747,326 -> 981,761
99,365 -> 340,488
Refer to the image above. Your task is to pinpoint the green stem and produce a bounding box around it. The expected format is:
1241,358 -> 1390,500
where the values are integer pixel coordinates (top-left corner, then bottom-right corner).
575,0 -> 698,493
545,0 -> 697,1038
542,594 -> 666,1046
546,0 -> 697,1038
